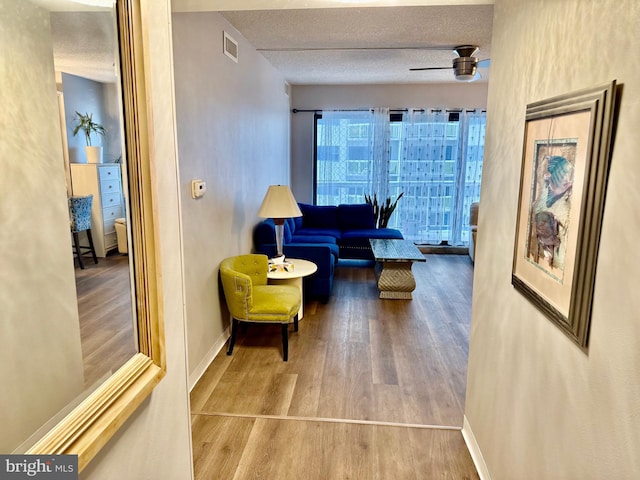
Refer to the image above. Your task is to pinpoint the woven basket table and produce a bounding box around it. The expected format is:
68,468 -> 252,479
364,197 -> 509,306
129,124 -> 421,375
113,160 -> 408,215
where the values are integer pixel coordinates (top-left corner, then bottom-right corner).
370,239 -> 426,299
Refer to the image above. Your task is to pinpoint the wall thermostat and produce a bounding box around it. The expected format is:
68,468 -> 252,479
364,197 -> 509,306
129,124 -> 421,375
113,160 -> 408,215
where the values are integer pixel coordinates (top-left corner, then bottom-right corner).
191,179 -> 206,198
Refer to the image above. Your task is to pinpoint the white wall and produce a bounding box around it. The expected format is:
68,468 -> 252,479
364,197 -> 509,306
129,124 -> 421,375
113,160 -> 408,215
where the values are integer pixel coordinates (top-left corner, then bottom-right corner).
80,1 -> 194,478
61,73 -> 122,164
290,83 -> 488,202
465,0 -> 640,478
0,0 -> 85,454
171,12 -> 292,385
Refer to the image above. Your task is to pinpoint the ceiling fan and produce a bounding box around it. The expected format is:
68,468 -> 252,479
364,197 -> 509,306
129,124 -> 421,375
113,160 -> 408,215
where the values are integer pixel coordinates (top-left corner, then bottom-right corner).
410,45 -> 490,82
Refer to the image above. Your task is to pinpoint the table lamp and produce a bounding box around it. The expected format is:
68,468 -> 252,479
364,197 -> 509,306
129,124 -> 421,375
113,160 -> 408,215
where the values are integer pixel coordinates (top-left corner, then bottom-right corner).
257,185 -> 302,262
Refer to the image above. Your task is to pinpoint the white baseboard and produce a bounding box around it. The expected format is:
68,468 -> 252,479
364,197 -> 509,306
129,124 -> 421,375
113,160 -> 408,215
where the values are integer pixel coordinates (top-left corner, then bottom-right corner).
462,415 -> 492,480
188,327 -> 229,391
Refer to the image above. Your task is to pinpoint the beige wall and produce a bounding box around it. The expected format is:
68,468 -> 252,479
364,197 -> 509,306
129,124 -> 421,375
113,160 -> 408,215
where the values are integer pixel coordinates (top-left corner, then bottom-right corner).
1,0 -> 85,453
80,1 -> 193,478
465,0 -> 640,478
290,83 -> 488,202
171,12 -> 292,385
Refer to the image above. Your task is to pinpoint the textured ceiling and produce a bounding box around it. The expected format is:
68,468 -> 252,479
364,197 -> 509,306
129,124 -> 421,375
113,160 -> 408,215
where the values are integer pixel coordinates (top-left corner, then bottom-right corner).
39,1 -> 493,86
221,5 -> 494,85
51,11 -> 117,83
31,0 -> 117,83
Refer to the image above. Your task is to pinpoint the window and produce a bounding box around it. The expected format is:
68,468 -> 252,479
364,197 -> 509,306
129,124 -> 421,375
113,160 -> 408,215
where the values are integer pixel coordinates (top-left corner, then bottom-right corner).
317,145 -> 339,162
315,109 -> 485,245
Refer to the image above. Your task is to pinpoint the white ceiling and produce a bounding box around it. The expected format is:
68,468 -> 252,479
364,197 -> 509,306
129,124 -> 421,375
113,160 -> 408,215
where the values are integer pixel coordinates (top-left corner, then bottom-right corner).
221,5 -> 493,84
50,11 -> 117,83
39,0 -> 494,86
174,1 -> 494,85
31,0 -> 117,83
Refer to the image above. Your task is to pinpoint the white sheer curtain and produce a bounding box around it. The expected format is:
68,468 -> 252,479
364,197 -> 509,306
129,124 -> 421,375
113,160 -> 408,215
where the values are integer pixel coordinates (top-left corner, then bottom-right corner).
393,109 -> 451,244
315,110 -> 354,205
315,108 -> 485,245
392,109 -> 485,245
453,110 -> 485,244
316,108 -> 389,205
368,108 -> 391,202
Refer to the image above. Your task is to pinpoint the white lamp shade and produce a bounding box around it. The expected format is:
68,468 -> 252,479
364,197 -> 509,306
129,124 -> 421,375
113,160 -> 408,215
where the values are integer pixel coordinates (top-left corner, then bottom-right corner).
257,185 -> 302,219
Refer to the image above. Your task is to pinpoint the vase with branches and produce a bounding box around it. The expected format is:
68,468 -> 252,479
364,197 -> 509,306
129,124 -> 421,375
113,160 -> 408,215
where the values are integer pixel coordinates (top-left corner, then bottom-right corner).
364,192 -> 404,228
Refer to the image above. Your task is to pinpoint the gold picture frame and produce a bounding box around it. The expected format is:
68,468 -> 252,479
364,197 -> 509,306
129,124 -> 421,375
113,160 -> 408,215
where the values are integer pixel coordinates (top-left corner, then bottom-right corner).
512,81 -> 617,350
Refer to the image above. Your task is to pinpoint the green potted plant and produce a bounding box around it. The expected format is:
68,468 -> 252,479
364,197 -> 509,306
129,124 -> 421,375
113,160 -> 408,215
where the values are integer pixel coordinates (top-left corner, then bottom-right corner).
365,192 -> 404,228
72,111 -> 106,163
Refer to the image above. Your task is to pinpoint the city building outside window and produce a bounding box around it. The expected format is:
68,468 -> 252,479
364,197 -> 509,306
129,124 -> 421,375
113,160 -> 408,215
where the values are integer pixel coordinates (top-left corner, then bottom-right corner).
315,108 -> 485,245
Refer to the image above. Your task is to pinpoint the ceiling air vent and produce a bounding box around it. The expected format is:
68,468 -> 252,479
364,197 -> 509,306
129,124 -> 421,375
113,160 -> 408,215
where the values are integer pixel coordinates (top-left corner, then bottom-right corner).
223,31 -> 238,63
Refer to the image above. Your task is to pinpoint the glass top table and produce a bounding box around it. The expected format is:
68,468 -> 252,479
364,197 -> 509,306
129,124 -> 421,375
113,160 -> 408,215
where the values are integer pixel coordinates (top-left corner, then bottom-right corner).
370,238 -> 427,263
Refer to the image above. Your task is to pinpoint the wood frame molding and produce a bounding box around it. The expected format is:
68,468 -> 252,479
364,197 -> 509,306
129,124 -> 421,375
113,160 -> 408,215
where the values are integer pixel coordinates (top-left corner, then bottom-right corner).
27,0 -> 166,471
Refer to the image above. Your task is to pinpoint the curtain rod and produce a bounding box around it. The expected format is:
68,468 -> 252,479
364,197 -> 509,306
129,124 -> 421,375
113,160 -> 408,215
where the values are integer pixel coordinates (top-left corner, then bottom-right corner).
291,108 -> 485,113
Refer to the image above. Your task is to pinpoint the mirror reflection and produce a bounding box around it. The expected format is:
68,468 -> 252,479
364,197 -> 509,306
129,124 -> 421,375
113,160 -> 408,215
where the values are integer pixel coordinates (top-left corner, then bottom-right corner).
1,0 -> 137,454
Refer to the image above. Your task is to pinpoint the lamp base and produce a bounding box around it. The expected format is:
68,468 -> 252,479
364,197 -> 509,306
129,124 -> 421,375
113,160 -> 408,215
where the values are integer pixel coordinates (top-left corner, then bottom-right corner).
274,220 -> 285,263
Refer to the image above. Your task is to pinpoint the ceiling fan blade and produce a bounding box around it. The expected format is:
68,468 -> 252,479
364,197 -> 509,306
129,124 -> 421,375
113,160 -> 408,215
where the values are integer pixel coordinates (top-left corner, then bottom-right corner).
409,66 -> 453,71
477,59 -> 491,68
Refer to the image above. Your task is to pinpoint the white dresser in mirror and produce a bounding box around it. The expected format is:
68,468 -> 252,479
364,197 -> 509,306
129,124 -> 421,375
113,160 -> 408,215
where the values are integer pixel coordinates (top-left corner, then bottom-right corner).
70,163 -> 124,257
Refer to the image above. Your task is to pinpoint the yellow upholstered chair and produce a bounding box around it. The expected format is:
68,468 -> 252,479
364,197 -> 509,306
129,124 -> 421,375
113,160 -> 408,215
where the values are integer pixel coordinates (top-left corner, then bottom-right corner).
220,254 -> 301,361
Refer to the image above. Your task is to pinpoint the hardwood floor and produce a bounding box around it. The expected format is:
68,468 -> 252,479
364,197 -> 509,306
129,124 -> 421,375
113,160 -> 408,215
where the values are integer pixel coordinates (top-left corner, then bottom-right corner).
191,254 -> 478,479
74,253 -> 137,388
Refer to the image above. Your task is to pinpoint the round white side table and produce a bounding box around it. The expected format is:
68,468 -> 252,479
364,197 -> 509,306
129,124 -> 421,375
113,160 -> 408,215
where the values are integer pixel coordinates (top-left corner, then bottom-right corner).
267,258 -> 317,319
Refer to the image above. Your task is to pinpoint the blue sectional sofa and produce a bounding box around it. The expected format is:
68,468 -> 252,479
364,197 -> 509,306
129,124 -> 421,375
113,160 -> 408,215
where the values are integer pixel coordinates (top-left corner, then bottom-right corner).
253,203 -> 403,300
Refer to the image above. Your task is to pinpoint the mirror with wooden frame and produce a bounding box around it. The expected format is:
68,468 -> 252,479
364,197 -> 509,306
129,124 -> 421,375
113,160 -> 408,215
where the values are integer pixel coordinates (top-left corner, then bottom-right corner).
1,0 -> 165,471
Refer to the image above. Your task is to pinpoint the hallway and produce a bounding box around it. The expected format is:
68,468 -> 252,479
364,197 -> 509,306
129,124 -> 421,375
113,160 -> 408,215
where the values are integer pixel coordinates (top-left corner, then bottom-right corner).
190,255 -> 478,479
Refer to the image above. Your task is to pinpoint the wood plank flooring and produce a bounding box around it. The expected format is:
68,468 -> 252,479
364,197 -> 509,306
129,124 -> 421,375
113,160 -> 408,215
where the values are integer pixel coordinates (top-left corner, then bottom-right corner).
191,254 -> 478,479
74,253 -> 137,387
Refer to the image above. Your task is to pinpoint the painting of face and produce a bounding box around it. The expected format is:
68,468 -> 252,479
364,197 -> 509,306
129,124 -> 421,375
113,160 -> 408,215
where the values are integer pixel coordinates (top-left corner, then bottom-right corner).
525,142 -> 577,282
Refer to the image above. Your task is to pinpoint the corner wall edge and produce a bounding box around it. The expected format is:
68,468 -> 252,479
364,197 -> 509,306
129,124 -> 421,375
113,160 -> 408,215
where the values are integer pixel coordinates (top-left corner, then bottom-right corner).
462,414 -> 492,480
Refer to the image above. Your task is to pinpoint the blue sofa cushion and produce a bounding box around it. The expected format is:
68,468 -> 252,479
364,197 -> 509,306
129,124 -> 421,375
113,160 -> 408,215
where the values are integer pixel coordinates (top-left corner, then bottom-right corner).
337,204 -> 376,230
284,218 -> 295,243
290,239 -> 339,260
295,227 -> 342,239
291,234 -> 337,245
299,203 -> 339,230
341,228 -> 404,240
254,218 -> 276,246
256,218 -> 301,246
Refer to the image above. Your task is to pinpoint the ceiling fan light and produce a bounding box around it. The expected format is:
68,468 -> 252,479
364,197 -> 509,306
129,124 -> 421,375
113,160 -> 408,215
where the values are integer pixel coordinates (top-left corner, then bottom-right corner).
455,73 -> 476,82
453,57 -> 478,82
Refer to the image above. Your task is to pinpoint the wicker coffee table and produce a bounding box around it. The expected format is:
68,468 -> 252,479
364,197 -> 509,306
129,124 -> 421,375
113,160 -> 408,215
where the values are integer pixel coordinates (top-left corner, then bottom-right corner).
369,239 -> 426,299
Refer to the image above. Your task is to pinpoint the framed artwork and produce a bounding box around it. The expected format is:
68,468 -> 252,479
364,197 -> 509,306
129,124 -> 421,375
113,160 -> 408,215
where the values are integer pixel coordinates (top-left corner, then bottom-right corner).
512,81 -> 617,350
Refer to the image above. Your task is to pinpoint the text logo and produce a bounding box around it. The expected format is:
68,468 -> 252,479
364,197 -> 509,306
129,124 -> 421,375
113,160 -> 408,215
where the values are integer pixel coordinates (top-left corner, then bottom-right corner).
0,456 -> 77,480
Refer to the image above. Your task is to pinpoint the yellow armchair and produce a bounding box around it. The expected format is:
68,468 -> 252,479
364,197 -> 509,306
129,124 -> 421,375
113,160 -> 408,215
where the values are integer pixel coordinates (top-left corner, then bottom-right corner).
220,254 -> 301,361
